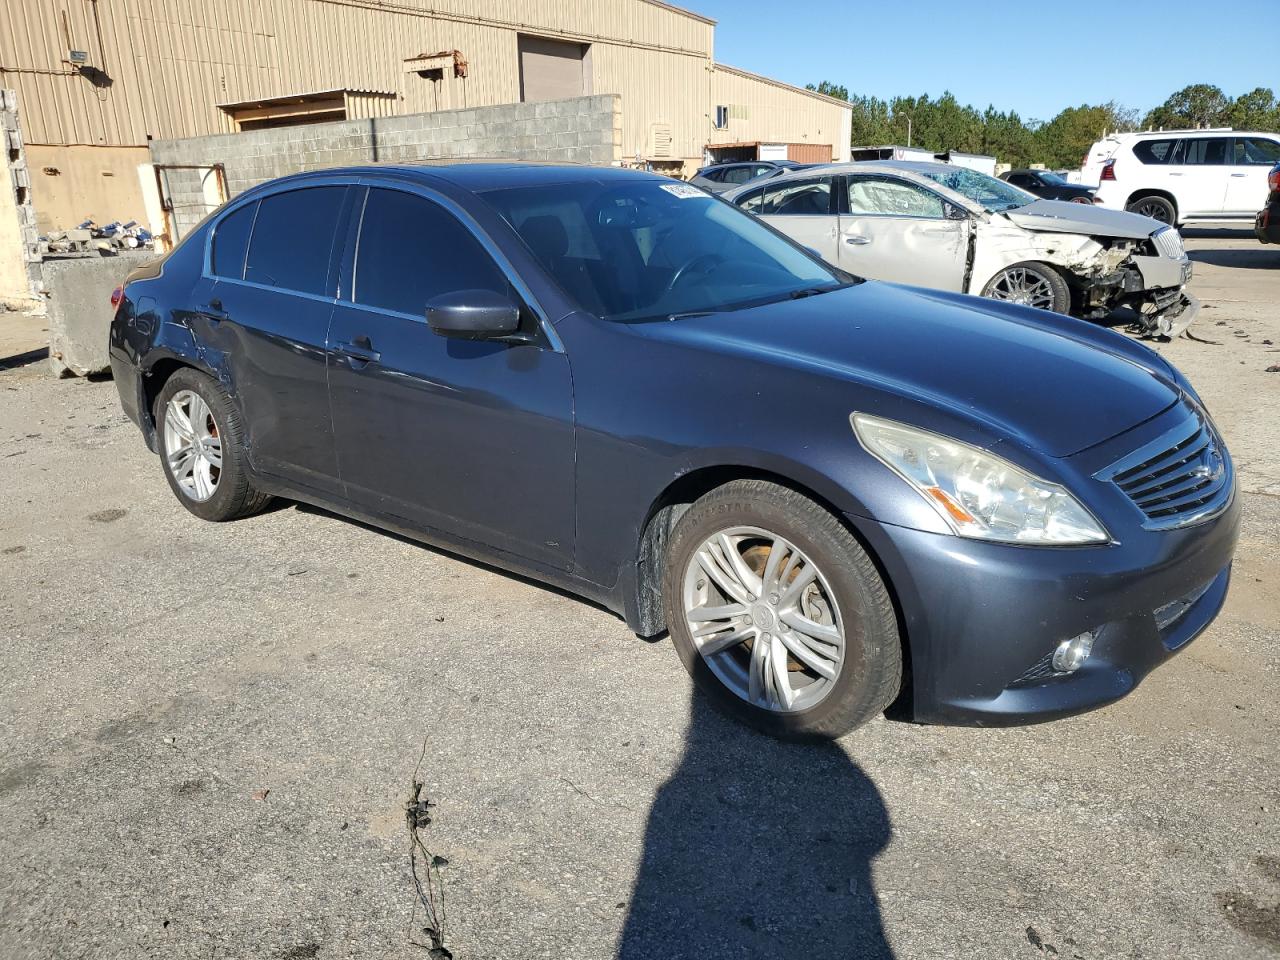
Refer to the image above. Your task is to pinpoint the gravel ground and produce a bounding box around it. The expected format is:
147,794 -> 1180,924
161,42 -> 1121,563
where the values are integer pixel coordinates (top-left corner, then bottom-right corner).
1,230 -> 1277,960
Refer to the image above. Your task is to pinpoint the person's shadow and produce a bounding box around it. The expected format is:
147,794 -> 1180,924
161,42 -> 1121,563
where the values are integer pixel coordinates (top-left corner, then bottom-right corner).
617,690 -> 896,959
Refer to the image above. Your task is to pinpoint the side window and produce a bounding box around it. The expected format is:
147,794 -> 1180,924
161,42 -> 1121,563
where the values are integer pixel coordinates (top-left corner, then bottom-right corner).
846,177 -> 945,218
1133,139 -> 1179,164
354,188 -> 508,316
1007,174 -> 1032,188
760,177 -> 832,216
211,201 -> 256,279
721,166 -> 756,185
1235,137 -> 1280,166
1182,138 -> 1230,166
244,187 -> 346,295
736,186 -> 768,212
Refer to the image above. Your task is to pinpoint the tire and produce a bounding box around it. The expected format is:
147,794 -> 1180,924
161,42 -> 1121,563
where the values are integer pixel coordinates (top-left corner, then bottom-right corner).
1126,194 -> 1176,226
154,367 -> 273,522
980,261 -> 1071,315
662,480 -> 902,740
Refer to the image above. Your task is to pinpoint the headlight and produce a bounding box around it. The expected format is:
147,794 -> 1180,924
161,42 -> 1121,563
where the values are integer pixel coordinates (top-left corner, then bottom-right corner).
851,413 -> 1109,545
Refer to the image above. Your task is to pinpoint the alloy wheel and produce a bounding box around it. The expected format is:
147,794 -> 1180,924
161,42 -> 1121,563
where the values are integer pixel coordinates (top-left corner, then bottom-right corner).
985,266 -> 1057,309
163,390 -> 222,502
1133,199 -> 1172,224
681,526 -> 846,713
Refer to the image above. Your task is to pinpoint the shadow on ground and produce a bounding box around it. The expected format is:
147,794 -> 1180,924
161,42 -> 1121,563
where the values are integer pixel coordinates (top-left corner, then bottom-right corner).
1187,247 -> 1280,270
618,691 -> 895,959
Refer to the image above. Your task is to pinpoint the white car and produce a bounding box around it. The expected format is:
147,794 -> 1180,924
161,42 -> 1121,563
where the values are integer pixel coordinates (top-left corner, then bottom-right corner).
724,160 -> 1197,338
1083,129 -> 1280,227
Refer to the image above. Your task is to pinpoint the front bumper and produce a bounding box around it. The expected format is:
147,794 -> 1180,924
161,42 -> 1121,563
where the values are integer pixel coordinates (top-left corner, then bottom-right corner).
846,409 -> 1241,726
1256,203 -> 1280,244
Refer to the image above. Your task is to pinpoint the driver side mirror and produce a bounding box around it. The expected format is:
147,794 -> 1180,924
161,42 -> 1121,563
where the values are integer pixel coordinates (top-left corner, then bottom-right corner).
426,289 -> 523,341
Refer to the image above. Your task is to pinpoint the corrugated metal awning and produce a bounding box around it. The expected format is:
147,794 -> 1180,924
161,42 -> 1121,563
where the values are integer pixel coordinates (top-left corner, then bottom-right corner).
216,88 -> 396,111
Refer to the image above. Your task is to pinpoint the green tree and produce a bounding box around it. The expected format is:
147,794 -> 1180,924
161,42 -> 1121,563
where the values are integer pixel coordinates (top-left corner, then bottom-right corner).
1228,87 -> 1280,130
804,81 -> 850,102
1143,84 -> 1231,129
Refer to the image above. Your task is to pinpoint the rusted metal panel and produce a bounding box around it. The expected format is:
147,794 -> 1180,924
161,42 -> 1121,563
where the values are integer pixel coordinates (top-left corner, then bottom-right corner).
787,142 -> 832,164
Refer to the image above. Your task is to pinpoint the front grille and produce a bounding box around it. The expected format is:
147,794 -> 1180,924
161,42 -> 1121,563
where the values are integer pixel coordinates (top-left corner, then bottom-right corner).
1098,407 -> 1232,529
1152,226 -> 1186,260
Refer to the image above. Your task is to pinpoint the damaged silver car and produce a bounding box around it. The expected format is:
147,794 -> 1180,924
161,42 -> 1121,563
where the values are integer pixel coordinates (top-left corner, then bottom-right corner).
725,160 -> 1196,337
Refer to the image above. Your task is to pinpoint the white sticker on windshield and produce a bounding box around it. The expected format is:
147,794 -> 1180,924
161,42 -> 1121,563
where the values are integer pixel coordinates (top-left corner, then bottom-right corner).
660,183 -> 708,199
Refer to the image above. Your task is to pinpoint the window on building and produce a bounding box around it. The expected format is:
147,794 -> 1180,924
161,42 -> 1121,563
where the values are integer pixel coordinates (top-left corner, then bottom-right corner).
354,188 -> 508,316
211,201 -> 257,279
846,177 -> 945,218
244,187 -> 346,295
517,35 -> 590,103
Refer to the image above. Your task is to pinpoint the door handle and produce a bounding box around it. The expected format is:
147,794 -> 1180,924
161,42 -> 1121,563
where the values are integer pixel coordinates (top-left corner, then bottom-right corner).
844,235 -> 871,245
1230,173 -> 1248,178
200,298 -> 227,321
335,338 -> 380,365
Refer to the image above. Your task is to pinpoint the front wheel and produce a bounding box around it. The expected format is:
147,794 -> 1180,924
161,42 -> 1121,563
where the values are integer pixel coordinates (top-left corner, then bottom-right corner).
980,261 -> 1071,314
1126,194 -> 1176,226
662,480 -> 902,740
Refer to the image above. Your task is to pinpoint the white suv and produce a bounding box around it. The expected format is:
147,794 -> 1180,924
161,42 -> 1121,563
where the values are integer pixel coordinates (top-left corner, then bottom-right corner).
1083,129 -> 1280,227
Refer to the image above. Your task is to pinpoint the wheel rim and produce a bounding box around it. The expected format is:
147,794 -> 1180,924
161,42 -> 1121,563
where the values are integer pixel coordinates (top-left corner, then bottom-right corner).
681,526 -> 846,713
163,390 -> 222,502
1134,200 -> 1171,224
985,266 -> 1057,309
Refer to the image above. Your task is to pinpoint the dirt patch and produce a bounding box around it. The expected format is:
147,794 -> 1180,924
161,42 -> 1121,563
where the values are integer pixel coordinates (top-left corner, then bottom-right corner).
1217,890 -> 1280,948
88,508 -> 128,523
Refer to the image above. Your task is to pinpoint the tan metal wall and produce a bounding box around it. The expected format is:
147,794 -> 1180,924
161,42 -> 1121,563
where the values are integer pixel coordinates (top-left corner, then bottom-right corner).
24,144 -> 148,231
709,64 -> 851,162
0,0 -> 713,148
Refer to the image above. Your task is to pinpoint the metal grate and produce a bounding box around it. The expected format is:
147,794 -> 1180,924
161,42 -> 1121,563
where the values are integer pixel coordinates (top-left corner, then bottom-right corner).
1152,226 -> 1185,260
1099,408 -> 1231,529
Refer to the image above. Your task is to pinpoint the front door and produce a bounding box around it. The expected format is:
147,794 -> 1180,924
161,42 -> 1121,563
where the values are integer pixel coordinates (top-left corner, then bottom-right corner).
837,174 -> 967,289
326,186 -> 575,570
1226,136 -> 1280,215
203,184 -> 350,497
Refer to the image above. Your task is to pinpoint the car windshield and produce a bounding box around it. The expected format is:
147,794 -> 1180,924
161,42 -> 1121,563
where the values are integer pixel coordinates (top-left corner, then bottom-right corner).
1037,171 -> 1069,185
482,180 -> 849,323
919,167 -> 1033,212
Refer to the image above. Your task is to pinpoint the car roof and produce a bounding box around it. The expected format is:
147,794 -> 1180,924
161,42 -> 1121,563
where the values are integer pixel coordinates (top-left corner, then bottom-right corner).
241,162 -> 667,196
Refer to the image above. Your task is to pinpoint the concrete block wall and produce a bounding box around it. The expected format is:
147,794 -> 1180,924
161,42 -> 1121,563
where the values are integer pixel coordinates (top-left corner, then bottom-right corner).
149,95 -> 623,207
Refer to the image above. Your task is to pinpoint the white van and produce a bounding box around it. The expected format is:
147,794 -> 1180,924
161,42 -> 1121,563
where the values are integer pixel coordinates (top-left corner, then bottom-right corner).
1082,129 -> 1280,227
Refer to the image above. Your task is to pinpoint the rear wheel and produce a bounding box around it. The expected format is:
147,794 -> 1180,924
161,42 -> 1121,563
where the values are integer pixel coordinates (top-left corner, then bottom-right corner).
155,368 -> 273,522
662,480 -> 902,740
980,261 -> 1071,314
1126,194 -> 1176,226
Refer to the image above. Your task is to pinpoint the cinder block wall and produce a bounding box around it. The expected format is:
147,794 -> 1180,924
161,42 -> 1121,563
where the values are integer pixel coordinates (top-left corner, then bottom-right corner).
149,94 -> 623,213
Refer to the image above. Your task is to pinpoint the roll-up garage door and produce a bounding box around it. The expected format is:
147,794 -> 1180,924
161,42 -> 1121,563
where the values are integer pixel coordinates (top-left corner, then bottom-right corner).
518,35 -> 588,103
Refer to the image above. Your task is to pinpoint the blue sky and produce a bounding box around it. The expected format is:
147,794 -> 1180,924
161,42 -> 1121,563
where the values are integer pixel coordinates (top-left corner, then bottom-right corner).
688,0 -> 1274,120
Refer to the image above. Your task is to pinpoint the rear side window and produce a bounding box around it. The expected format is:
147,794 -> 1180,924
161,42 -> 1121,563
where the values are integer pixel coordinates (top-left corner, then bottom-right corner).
354,188 -> 508,316
720,166 -> 757,185
759,177 -> 833,216
244,187 -> 346,295
1181,138 -> 1230,166
1235,137 -> 1280,165
1133,139 -> 1180,164
211,202 -> 255,279
737,186 -> 768,212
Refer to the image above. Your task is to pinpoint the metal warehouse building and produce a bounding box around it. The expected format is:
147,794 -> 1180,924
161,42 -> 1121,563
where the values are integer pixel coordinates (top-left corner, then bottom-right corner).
0,0 -> 852,236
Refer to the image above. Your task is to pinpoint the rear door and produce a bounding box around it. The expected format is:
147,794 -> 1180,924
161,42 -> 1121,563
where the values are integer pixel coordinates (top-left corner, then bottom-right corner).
1227,136 -> 1280,214
752,175 -> 839,263
205,184 -> 350,497
1175,137 -> 1232,217
837,174 -> 967,289
326,185 -> 575,569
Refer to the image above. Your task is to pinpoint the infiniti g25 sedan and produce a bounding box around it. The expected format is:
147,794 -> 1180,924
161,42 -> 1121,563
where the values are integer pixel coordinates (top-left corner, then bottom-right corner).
109,165 -> 1239,739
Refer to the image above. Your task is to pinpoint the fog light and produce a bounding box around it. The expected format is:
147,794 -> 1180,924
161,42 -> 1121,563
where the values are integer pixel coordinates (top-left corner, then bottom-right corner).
1052,631 -> 1095,674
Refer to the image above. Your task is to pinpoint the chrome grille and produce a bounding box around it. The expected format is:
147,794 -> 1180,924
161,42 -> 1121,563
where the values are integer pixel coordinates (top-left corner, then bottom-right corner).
1097,407 -> 1231,529
1152,226 -> 1186,260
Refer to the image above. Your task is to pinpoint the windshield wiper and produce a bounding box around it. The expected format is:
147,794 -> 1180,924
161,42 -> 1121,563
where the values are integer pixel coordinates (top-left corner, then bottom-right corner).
666,310 -> 720,322
789,284 -> 842,300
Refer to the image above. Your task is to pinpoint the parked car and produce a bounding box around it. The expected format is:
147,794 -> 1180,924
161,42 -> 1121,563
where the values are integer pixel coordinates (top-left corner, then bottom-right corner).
725,160 -> 1196,337
109,165 -> 1238,739
689,160 -> 809,194
1083,129 -> 1280,227
1255,161 -> 1280,245
1000,169 -> 1097,203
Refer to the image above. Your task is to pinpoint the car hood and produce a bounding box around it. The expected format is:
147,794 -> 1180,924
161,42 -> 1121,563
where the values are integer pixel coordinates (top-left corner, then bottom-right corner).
1003,198 -> 1161,239
633,282 -> 1178,458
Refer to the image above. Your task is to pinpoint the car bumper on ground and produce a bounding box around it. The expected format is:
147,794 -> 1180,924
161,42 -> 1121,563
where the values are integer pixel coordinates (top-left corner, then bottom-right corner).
1256,203 -> 1280,244
846,483 -> 1240,726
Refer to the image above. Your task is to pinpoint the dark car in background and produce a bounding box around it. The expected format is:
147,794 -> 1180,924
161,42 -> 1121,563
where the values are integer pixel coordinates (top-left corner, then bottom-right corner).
1001,168 -> 1097,203
1255,161 -> 1280,245
689,159 -> 810,194
109,164 -> 1238,739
